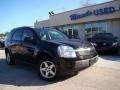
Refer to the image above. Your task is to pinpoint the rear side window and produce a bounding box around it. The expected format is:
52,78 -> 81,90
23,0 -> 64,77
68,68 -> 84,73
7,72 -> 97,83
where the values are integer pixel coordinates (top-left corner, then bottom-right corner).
12,29 -> 23,41
5,31 -> 13,41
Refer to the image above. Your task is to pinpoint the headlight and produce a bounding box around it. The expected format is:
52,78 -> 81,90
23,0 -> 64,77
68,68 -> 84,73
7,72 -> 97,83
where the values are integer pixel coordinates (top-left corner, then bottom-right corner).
91,42 -> 97,46
112,42 -> 118,46
58,45 -> 76,58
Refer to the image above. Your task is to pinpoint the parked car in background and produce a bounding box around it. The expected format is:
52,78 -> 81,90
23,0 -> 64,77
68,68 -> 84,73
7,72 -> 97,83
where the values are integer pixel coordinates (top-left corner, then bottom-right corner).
0,40 -> 4,48
5,27 -> 98,81
88,33 -> 119,53
118,44 -> 120,55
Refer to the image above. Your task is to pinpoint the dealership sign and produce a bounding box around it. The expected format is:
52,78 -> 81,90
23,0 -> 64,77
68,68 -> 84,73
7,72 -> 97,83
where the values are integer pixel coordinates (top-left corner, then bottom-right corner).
70,6 -> 120,20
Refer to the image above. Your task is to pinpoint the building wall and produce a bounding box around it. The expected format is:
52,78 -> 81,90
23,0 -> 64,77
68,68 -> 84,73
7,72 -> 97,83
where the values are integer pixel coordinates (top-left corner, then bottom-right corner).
108,19 -> 120,42
58,19 -> 120,41
49,0 -> 120,27
34,20 -> 50,28
34,0 -> 120,42
79,24 -> 85,41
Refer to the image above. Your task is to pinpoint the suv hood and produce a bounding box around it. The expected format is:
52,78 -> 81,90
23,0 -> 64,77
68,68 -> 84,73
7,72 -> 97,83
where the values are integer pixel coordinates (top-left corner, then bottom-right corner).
48,39 -> 92,49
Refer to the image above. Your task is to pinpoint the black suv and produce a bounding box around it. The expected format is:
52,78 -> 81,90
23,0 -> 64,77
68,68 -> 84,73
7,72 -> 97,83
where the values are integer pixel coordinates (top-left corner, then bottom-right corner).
5,27 -> 98,80
88,33 -> 119,53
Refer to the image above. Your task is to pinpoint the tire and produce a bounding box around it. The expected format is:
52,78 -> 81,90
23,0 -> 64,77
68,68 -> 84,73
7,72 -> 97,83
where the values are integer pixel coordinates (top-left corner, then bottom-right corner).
37,57 -> 59,81
6,52 -> 15,65
118,48 -> 120,55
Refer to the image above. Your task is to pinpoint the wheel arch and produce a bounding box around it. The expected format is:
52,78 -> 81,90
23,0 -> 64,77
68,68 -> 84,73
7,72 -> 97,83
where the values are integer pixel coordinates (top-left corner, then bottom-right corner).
36,51 -> 58,64
5,48 -> 12,56
5,48 -> 9,54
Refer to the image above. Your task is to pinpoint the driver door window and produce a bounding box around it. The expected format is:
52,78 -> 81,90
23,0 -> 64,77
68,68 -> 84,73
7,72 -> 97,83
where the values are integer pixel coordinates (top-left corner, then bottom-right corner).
22,29 -> 34,43
40,30 -> 49,40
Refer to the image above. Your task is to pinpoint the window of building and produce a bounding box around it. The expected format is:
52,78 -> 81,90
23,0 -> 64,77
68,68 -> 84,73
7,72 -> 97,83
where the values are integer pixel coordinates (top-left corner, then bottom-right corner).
62,24 -> 79,39
73,25 -> 79,39
99,22 -> 107,33
63,26 -> 69,35
85,24 -> 92,38
85,22 -> 107,38
92,23 -> 99,35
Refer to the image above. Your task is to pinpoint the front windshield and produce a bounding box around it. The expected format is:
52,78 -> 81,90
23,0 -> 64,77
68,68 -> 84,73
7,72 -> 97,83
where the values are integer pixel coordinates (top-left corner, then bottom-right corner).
48,30 -> 69,40
35,29 -> 69,40
94,33 -> 114,39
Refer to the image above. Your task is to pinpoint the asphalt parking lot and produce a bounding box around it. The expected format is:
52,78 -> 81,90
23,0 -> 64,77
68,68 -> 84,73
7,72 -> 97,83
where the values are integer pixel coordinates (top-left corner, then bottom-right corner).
0,49 -> 120,90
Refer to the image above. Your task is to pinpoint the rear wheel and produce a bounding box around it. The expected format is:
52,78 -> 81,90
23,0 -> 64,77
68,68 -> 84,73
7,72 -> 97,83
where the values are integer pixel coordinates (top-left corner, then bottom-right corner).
0,43 -> 2,48
38,57 -> 59,81
6,52 -> 15,65
118,47 -> 120,55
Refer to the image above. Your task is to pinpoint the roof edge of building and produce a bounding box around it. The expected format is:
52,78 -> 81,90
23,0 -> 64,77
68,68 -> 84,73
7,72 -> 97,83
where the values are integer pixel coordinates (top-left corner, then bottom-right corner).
50,0 -> 115,17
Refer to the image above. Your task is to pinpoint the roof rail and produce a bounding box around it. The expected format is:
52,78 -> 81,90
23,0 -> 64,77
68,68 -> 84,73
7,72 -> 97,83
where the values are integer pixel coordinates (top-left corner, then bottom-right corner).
42,27 -> 56,29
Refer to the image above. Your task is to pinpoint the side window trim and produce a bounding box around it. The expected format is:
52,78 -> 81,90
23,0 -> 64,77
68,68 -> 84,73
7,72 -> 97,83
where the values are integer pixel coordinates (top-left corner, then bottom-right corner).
22,29 -> 35,42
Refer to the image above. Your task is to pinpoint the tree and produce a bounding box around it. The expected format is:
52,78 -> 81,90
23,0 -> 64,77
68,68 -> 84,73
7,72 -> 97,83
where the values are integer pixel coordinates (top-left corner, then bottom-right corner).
5,32 -> 9,36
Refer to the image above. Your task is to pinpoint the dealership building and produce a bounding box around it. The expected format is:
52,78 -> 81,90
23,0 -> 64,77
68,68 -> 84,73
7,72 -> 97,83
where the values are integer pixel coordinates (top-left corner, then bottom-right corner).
34,0 -> 120,42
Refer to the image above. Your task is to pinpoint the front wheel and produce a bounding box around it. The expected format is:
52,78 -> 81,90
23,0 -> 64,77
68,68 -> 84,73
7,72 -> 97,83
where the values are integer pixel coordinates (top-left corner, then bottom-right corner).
38,57 -> 59,81
6,52 -> 15,65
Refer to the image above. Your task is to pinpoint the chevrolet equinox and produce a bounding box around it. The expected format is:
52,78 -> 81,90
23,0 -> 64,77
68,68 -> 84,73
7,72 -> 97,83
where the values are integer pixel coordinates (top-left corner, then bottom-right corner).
5,27 -> 98,80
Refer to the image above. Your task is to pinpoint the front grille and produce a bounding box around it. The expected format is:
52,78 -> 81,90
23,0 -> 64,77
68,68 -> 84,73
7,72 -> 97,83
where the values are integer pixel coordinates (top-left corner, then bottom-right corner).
79,53 -> 97,60
76,48 -> 97,60
96,42 -> 112,47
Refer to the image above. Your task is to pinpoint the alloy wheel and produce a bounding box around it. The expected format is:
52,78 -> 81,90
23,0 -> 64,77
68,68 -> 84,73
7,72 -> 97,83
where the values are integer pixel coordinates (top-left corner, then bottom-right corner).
6,53 -> 11,64
40,61 -> 56,79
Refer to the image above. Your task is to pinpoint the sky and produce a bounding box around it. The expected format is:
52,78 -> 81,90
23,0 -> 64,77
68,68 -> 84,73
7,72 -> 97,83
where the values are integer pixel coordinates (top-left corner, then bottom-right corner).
0,0 -> 112,33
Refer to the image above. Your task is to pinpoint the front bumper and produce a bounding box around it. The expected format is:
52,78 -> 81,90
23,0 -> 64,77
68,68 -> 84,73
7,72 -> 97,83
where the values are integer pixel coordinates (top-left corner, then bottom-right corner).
58,55 -> 98,75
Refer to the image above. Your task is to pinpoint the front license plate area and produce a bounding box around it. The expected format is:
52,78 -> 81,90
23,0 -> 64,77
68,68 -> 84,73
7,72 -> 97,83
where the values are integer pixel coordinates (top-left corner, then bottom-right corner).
75,60 -> 89,70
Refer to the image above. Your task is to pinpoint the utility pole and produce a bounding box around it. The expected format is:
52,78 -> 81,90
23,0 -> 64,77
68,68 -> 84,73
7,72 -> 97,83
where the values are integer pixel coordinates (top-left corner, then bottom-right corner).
83,0 -> 92,7
86,0 -> 89,5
